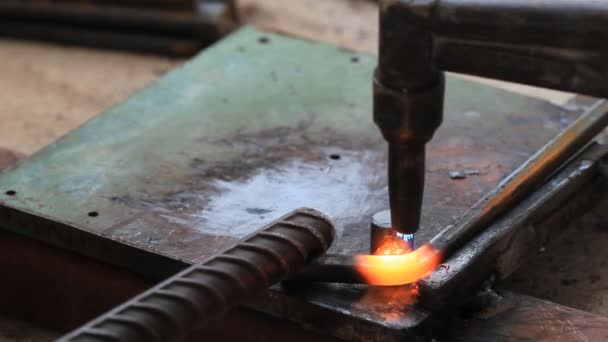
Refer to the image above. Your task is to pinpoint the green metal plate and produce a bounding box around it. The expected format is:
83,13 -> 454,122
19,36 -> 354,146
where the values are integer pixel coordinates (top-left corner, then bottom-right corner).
0,27 -> 581,339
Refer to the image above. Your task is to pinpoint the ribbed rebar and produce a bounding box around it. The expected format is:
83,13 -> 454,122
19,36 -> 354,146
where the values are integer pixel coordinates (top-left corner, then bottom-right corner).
59,208 -> 335,342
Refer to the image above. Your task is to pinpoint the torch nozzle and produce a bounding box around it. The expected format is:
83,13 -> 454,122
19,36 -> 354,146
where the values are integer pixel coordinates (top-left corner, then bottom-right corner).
388,144 -> 426,234
371,210 -> 415,255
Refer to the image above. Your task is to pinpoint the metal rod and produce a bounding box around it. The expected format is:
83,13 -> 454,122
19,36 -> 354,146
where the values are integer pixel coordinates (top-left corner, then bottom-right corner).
59,208 -> 335,342
0,1 -> 237,56
0,1 -> 214,35
0,0 -> 226,36
0,20 -> 202,57
289,254 -> 365,284
55,0 -> 196,10
290,242 -> 441,286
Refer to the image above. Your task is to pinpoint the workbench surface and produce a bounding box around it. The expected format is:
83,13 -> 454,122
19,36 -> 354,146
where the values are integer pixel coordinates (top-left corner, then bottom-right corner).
0,27 -> 585,339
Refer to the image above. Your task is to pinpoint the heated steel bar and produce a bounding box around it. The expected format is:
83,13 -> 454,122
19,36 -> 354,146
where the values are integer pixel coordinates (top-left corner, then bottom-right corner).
288,254 -> 364,284
289,243 -> 441,286
59,208 -> 335,342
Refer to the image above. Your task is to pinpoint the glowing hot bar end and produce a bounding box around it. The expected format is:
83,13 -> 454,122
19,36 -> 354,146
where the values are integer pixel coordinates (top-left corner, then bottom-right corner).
355,244 -> 442,286
288,213 -> 441,286
364,210 -> 440,286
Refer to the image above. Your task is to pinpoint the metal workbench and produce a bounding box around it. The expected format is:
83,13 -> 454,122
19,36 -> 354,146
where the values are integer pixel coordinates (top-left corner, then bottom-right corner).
0,27 -> 599,340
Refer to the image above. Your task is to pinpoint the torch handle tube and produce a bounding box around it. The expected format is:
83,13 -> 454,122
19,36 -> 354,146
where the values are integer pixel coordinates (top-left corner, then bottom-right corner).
59,208 -> 335,342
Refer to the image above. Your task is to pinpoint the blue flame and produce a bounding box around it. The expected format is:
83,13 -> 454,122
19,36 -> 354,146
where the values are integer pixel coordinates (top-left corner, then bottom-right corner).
396,232 -> 415,249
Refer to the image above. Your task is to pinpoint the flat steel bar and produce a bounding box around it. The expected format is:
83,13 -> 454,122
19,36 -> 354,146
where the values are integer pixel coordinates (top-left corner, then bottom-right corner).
60,208 -> 335,342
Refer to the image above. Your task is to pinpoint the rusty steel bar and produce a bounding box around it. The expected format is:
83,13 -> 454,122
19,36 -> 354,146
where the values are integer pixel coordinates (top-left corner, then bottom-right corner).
59,208 -> 335,342
0,1 -> 216,35
0,21 -> 202,57
56,0 -> 195,10
0,0 -> 237,56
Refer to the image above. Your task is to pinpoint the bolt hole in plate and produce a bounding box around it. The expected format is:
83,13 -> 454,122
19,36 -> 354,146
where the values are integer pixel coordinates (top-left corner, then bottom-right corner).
350,56 -> 359,63
329,154 -> 341,160
258,36 -> 270,44
88,211 -> 99,218
5,190 -> 16,196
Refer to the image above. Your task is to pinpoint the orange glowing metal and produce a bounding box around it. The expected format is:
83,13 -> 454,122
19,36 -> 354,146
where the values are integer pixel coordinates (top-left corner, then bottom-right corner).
355,244 -> 442,286
375,240 -> 412,256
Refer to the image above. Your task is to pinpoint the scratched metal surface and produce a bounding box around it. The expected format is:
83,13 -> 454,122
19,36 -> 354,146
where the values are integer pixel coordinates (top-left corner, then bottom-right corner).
0,27 -> 584,336
451,291 -> 608,341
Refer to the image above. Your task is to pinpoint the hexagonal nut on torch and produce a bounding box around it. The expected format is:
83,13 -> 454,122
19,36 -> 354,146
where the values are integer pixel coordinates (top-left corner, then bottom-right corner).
373,74 -> 445,146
